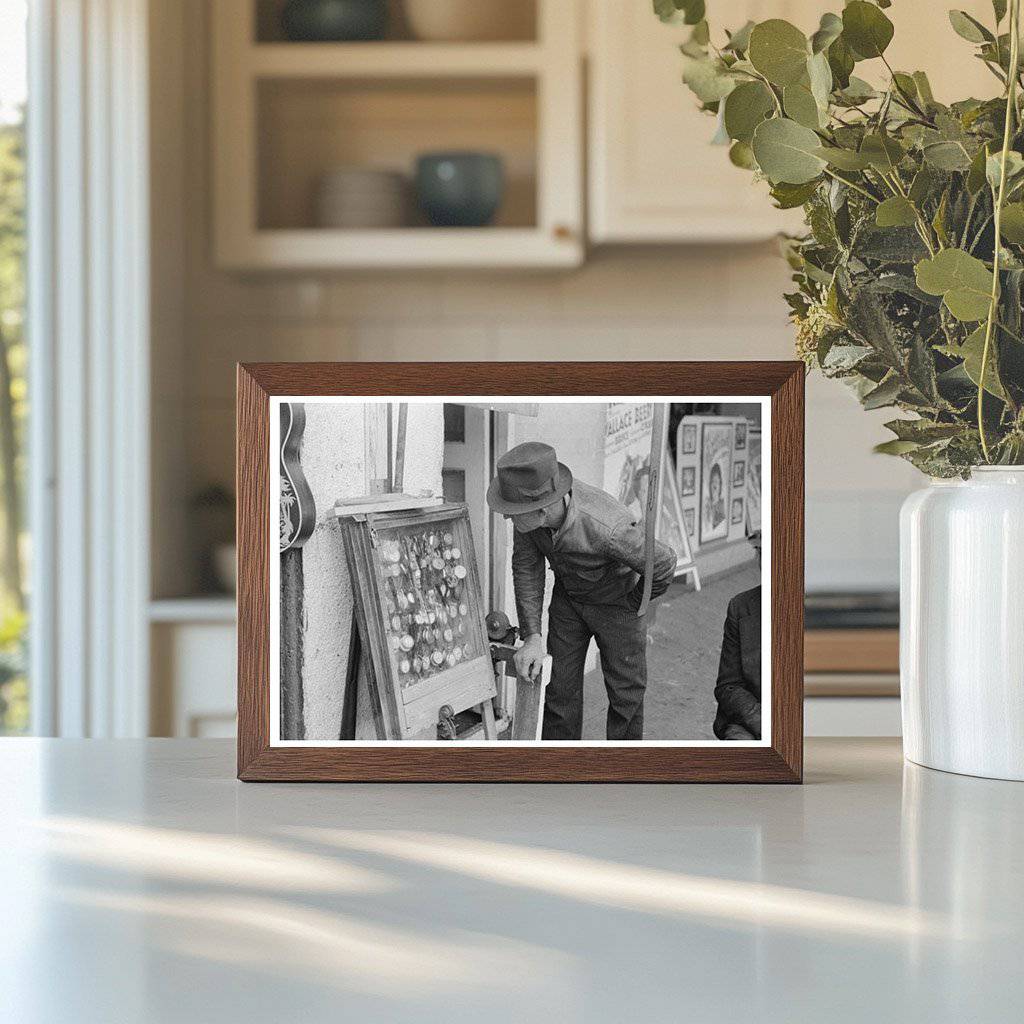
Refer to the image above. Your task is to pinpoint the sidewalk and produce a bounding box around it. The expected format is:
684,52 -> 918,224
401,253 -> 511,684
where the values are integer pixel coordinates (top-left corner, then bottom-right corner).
581,563 -> 761,741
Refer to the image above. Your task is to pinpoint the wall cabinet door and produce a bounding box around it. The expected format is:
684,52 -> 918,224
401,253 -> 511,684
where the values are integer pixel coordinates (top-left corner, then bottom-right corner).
588,1 -> 812,243
587,1 -> 998,244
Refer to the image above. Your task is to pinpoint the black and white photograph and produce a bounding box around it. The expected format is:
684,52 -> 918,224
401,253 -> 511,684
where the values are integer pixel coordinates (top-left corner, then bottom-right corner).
270,397 -> 768,746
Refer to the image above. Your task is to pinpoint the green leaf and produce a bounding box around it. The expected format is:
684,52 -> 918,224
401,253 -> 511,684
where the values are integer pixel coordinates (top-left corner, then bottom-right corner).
770,179 -> 820,209
923,140 -> 973,171
915,249 -> 994,321
654,0 -> 705,25
884,418 -> 963,443
814,146 -> 872,170
860,133 -> 905,173
842,1 -> 894,60
836,75 -> 877,104
748,19 -> 810,87
1000,202 -> 1024,242
728,140 -> 758,169
967,143 -> 993,193
783,83 -> 822,128
807,51 -> 833,110
752,117 -> 827,184
912,71 -> 935,105
875,196 -> 918,228
681,55 -> 736,103
948,10 -> 993,44
909,165 -> 936,205
810,12 -> 843,54
959,324 -> 1007,398
827,35 -> 855,89
874,439 -> 922,456
862,374 -> 902,409
724,20 -> 755,53
986,150 -> 1024,190
723,81 -> 775,143
690,20 -> 710,46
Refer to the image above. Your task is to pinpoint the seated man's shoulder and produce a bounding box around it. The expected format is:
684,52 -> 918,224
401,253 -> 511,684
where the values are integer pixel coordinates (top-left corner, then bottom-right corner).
728,585 -> 761,620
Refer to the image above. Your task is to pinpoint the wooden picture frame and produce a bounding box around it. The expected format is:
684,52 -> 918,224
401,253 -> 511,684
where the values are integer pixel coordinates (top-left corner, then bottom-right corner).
237,362 -> 804,783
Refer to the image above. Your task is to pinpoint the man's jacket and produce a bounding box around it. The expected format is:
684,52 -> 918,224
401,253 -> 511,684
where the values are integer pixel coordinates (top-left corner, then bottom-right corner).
511,479 -> 677,636
713,586 -> 762,739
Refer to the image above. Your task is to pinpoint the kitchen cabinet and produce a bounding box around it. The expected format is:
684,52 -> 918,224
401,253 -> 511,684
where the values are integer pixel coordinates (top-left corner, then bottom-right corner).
587,0 -> 999,244
211,0 -> 583,269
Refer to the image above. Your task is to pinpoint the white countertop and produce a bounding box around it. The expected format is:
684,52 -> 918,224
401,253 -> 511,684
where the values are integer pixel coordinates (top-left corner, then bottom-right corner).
2,738 -> 1021,1023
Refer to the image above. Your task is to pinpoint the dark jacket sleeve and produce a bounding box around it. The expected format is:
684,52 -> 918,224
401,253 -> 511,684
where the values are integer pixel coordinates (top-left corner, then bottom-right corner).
607,516 -> 677,603
714,599 -> 761,735
511,528 -> 547,637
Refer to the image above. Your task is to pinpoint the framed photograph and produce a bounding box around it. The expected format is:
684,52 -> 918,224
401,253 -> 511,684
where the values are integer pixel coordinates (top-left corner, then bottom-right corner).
238,362 -> 804,783
680,466 -> 696,497
681,423 -> 697,454
746,428 -> 762,534
699,421 -> 733,545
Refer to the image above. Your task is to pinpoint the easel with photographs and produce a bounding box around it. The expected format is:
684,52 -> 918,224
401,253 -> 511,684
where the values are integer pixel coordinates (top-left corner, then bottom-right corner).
335,404 -> 509,741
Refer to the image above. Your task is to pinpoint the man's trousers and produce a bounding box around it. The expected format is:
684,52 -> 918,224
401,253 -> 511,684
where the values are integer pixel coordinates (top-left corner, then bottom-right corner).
542,585 -> 647,740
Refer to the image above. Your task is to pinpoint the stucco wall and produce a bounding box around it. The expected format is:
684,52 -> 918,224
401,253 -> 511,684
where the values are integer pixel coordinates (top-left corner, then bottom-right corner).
298,401 -> 443,739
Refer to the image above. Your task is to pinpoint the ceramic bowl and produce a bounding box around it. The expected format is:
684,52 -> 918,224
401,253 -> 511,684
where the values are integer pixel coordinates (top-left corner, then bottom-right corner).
281,0 -> 388,42
414,152 -> 504,228
314,168 -> 409,228
403,0 -> 534,42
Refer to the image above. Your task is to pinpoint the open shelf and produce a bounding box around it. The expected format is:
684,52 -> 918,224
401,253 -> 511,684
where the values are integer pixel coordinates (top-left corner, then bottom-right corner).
213,0 -> 581,269
257,76 -> 537,232
249,42 -> 544,78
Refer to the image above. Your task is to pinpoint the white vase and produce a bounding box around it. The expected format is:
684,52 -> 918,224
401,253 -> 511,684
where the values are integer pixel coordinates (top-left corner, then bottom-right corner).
900,467 -> 1024,781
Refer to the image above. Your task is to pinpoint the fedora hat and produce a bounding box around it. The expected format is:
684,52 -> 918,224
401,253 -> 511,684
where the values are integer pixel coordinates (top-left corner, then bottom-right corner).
486,442 -> 572,515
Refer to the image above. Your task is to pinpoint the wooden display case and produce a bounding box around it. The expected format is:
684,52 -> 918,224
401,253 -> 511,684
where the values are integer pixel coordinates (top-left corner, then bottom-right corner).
339,502 -> 496,739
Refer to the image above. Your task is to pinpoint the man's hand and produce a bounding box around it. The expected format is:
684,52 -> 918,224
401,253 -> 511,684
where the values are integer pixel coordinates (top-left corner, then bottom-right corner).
513,633 -> 545,682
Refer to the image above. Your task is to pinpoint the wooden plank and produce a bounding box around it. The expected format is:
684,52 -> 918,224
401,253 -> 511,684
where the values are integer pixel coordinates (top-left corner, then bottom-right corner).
393,403 -> 409,492
480,699 -> 498,740
334,494 -> 443,517
510,655 -> 550,741
279,547 -> 305,740
804,629 -> 899,675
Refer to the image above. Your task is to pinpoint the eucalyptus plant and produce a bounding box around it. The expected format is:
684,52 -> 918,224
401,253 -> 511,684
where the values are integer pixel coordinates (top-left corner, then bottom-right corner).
659,0 -> 1024,475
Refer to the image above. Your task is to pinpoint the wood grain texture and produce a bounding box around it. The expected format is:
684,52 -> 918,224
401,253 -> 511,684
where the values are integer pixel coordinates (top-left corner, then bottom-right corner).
236,361 -> 805,783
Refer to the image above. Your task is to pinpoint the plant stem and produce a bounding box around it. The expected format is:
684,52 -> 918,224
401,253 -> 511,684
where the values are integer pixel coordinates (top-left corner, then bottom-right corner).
821,167 -> 879,203
979,0 -> 1021,462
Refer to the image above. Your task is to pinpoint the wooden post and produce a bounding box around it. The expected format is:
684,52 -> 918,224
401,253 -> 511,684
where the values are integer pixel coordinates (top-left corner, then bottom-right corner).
638,403 -> 668,618
364,404 -> 389,494
280,547 -> 305,739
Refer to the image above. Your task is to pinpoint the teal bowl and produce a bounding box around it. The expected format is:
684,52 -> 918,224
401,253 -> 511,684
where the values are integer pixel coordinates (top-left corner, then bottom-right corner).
281,0 -> 388,42
415,152 -> 505,228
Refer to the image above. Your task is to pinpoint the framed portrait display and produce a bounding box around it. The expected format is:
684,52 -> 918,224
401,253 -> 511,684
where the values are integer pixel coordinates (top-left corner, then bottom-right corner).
237,361 -> 804,783
699,421 -> 733,545
746,428 -> 763,534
